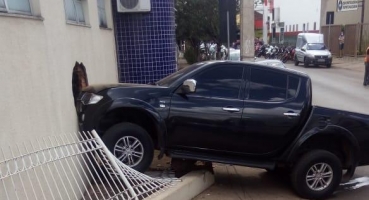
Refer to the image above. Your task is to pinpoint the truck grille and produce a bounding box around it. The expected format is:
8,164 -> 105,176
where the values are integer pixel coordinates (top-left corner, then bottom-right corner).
315,55 -> 328,59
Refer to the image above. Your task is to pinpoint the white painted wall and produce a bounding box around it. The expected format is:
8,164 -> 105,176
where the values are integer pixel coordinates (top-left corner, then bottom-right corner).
270,0 -> 321,32
0,0 -> 118,147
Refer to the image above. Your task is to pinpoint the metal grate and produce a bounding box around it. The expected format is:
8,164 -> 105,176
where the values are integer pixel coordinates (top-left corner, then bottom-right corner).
0,130 -> 178,200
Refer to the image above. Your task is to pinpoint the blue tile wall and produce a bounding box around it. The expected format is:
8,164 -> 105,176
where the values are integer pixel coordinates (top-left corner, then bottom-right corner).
112,0 -> 177,84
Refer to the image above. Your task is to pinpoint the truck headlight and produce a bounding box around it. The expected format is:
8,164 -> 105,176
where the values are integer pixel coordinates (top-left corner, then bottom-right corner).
328,53 -> 332,58
81,93 -> 103,105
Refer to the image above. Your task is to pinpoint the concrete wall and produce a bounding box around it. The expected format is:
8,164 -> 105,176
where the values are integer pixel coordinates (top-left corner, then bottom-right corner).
0,0 -> 118,147
321,0 -> 369,26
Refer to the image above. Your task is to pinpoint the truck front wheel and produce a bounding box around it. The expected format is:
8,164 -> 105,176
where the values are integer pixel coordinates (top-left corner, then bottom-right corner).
291,150 -> 342,199
102,122 -> 154,173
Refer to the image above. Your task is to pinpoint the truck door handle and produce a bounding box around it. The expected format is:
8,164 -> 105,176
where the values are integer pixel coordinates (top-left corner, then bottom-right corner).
284,112 -> 300,117
223,107 -> 240,112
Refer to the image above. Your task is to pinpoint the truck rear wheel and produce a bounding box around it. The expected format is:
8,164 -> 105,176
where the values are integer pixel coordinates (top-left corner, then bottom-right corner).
102,122 -> 154,173
291,150 -> 342,199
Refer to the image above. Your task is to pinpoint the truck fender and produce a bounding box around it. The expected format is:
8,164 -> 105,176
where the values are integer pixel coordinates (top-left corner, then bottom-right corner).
286,125 -> 360,168
105,98 -> 167,159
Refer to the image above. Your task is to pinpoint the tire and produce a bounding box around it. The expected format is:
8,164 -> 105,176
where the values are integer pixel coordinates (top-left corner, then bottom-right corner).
304,58 -> 309,68
291,150 -> 342,200
294,56 -> 299,66
102,122 -> 154,173
326,63 -> 332,68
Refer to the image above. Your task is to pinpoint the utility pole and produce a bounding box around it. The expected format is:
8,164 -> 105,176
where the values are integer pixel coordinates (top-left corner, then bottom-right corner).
263,2 -> 268,43
240,0 -> 255,61
359,0 -> 365,54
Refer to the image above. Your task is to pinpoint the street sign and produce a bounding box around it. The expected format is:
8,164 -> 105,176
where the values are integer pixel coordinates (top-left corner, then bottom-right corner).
337,0 -> 359,12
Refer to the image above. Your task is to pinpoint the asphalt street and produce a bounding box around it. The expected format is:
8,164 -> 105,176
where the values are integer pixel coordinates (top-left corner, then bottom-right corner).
194,62 -> 369,200
288,63 -> 369,115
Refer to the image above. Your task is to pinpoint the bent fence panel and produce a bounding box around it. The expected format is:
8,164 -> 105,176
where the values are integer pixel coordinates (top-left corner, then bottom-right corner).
0,130 -> 178,200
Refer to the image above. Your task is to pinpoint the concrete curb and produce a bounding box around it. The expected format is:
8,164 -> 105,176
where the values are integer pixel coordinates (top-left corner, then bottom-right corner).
151,170 -> 215,200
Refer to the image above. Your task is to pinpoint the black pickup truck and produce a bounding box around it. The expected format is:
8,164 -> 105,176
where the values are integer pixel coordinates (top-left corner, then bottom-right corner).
77,61 -> 369,199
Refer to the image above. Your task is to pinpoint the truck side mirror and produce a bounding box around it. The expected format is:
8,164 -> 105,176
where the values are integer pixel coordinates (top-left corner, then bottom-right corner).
302,48 -> 306,52
181,79 -> 197,93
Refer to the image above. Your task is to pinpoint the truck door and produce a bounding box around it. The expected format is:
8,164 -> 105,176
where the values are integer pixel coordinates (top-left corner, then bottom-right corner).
167,64 -> 247,152
240,67 -> 305,156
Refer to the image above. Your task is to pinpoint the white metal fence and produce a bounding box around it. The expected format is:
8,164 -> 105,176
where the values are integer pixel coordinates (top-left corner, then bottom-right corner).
0,130 -> 178,200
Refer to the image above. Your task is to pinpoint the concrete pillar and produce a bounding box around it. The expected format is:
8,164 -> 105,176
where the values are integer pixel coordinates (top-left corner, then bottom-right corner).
263,4 -> 268,44
240,0 -> 255,61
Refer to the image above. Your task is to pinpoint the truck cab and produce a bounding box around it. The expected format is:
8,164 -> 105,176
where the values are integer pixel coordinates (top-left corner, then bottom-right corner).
294,33 -> 333,68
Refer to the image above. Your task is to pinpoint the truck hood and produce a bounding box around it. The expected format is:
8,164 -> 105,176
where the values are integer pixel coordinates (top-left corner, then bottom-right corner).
306,50 -> 331,56
82,83 -> 161,93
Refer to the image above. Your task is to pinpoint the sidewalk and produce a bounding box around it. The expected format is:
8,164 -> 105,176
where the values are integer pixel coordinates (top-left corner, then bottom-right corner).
332,56 -> 365,72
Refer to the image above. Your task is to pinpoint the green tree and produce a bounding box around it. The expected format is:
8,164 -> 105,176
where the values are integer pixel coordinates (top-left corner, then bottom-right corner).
175,0 -> 220,61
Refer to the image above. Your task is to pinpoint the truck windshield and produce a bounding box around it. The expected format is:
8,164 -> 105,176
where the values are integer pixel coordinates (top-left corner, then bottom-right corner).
155,62 -> 204,87
307,43 -> 326,50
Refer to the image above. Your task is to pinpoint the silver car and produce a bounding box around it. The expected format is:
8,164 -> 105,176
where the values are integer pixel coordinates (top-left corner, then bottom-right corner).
256,59 -> 287,68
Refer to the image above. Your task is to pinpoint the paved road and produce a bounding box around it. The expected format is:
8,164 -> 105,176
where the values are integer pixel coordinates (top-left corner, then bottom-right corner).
194,62 -> 369,200
288,63 -> 369,115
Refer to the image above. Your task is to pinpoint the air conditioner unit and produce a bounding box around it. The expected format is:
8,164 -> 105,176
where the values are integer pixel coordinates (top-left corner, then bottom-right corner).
117,0 -> 151,13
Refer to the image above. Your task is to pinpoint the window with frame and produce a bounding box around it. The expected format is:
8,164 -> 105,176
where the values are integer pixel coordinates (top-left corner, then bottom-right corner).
64,0 -> 85,24
192,65 -> 244,99
97,0 -> 107,27
248,69 -> 300,102
0,0 -> 32,15
287,75 -> 300,99
249,68 -> 287,102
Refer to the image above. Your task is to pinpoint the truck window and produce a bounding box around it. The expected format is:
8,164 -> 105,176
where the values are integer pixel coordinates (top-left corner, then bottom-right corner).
192,65 -> 244,99
248,68 -> 287,102
288,76 -> 300,99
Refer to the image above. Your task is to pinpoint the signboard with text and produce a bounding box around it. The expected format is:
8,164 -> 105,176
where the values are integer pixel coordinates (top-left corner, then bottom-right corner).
337,0 -> 359,12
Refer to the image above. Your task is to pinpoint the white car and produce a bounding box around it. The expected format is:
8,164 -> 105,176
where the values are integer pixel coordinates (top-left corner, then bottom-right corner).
256,59 -> 287,68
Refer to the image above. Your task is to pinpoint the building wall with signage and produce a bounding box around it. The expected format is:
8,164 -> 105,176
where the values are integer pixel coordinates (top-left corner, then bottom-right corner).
321,0 -> 369,26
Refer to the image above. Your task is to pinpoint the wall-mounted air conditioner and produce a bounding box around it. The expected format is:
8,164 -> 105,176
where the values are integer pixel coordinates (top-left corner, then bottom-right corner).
117,0 -> 151,13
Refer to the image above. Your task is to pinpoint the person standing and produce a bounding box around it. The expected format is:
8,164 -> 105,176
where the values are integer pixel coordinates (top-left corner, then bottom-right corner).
364,46 -> 369,86
338,32 -> 345,58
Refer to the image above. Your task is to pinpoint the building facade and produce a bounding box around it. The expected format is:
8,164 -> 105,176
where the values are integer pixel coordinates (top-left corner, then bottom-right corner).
0,0 -> 118,147
321,0 -> 369,26
265,0 -> 321,45
113,0 -> 177,84
320,0 -> 369,56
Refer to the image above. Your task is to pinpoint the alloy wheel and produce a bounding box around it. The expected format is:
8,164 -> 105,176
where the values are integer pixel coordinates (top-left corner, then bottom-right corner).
113,136 -> 144,167
306,163 -> 333,191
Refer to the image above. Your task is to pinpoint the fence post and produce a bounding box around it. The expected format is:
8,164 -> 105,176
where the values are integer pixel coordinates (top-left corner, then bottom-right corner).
91,130 -> 139,200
